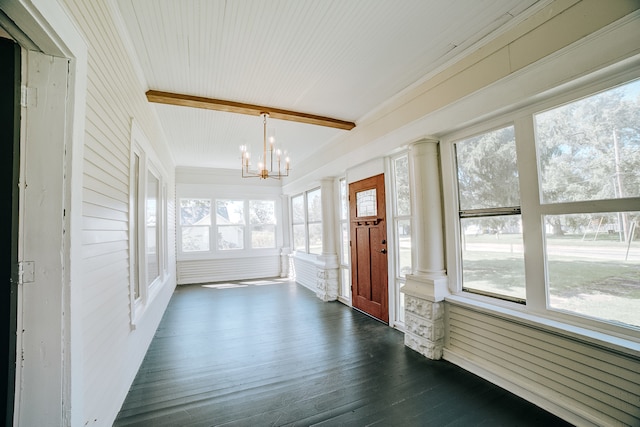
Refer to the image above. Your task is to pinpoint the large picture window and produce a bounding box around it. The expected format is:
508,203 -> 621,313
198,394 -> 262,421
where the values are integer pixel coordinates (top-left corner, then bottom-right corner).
447,76 -> 640,331
178,197 -> 279,254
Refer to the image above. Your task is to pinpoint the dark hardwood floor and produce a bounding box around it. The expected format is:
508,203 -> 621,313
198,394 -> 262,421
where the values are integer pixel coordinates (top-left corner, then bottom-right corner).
114,279 -> 572,427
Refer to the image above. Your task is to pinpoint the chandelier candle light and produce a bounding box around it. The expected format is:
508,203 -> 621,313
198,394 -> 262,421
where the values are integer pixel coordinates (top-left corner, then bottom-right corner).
240,113 -> 290,179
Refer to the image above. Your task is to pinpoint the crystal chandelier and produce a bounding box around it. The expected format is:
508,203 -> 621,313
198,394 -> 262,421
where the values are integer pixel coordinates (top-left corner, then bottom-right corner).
240,113 -> 290,179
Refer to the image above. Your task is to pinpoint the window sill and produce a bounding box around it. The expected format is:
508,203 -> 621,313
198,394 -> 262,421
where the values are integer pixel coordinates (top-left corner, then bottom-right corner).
445,293 -> 640,358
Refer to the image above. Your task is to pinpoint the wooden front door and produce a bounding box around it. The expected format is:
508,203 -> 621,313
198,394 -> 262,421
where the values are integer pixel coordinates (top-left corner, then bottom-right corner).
349,174 -> 388,323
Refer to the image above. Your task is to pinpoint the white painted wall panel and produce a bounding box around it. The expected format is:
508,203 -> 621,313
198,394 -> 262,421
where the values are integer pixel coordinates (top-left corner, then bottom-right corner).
61,0 -> 177,425
444,304 -> 640,426
292,255 -> 317,292
177,256 -> 280,284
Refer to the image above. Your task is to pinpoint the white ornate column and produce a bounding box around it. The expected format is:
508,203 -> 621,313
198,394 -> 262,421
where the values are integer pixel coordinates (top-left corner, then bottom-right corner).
402,139 -> 448,359
316,178 -> 339,301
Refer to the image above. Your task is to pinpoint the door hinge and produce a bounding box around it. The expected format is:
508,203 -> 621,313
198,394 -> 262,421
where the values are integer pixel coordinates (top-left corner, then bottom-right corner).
20,85 -> 37,108
18,261 -> 35,285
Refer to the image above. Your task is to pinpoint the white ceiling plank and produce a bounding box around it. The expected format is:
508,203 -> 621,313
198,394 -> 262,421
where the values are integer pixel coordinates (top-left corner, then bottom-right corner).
115,0 -> 541,169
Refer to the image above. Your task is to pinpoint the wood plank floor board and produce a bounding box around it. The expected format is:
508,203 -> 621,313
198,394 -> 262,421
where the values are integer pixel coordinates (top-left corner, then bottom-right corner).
114,280 -> 572,426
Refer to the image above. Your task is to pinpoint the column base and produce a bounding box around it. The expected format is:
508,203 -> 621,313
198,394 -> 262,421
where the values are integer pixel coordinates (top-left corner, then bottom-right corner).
316,254 -> 339,302
401,274 -> 448,360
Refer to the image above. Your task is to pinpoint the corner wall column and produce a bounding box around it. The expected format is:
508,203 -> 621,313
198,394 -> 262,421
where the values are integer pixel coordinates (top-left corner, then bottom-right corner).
316,178 -> 339,301
402,139 -> 448,359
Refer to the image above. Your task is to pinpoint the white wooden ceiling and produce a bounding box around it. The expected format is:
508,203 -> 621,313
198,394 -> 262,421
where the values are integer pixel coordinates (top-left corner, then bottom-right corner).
115,0 -> 541,169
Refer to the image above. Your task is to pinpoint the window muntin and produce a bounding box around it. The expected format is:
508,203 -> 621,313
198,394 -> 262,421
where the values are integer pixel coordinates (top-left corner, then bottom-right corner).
180,198 -> 211,252
535,79 -> 640,204
455,126 -> 525,302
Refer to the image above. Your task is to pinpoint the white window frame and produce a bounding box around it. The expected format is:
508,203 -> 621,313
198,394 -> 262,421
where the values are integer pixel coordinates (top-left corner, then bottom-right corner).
306,187 -> 323,255
176,194 -> 281,258
441,67 -> 640,343
129,120 -> 168,327
338,177 -> 351,304
390,152 -> 412,325
291,193 -> 307,253
291,188 -> 323,254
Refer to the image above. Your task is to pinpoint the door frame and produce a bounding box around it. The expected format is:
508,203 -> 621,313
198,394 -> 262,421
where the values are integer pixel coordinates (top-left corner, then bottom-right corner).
349,173 -> 389,323
0,1 -> 86,425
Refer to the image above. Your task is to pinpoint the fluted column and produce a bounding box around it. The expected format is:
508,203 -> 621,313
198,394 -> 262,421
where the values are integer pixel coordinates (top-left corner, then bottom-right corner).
402,139 -> 448,359
316,178 -> 339,301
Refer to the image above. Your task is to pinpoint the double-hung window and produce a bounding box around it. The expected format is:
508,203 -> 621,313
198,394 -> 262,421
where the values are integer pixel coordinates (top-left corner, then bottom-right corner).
178,197 -> 278,254
180,199 -> 211,252
454,125 -> 525,303
129,121 -> 168,325
533,78 -> 640,327
448,76 -> 640,330
291,188 -> 323,254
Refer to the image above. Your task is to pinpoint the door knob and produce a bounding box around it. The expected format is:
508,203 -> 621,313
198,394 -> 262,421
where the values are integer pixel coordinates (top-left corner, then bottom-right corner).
380,249 -> 387,254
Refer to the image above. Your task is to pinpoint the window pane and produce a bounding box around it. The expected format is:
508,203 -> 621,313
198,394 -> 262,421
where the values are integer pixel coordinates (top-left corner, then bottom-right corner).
292,195 -> 305,224
461,215 -> 525,301
341,222 -> 349,265
341,267 -> 350,299
132,153 -> 140,299
146,171 -> 160,284
180,198 -> 211,225
356,189 -> 377,217
535,79 -> 640,204
394,155 -> 411,216
216,200 -> 245,225
293,224 -> 306,251
182,226 -> 210,252
250,200 -> 276,224
397,219 -> 412,277
456,126 -> 520,210
307,189 -> 322,222
340,179 -> 348,221
545,212 -> 640,327
251,224 -> 276,248
217,225 -> 244,250
308,223 -> 323,255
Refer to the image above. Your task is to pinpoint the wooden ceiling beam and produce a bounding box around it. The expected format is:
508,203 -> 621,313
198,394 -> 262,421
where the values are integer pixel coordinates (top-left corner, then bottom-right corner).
146,90 -> 356,131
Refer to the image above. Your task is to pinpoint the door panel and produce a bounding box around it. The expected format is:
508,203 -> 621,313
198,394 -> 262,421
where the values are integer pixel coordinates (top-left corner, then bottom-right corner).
350,174 -> 388,323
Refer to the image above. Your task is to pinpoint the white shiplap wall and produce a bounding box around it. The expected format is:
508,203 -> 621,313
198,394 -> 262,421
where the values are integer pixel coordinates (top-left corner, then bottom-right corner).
444,304 -> 640,426
62,1 -> 176,425
292,254 -> 317,293
178,257 -> 280,284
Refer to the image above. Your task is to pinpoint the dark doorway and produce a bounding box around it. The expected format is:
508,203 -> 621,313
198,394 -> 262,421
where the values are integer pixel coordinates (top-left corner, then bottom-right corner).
349,173 -> 389,323
0,36 -> 20,426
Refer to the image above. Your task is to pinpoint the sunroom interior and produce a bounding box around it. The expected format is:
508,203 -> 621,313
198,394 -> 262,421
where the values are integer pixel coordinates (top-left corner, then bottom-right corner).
0,0 -> 639,426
